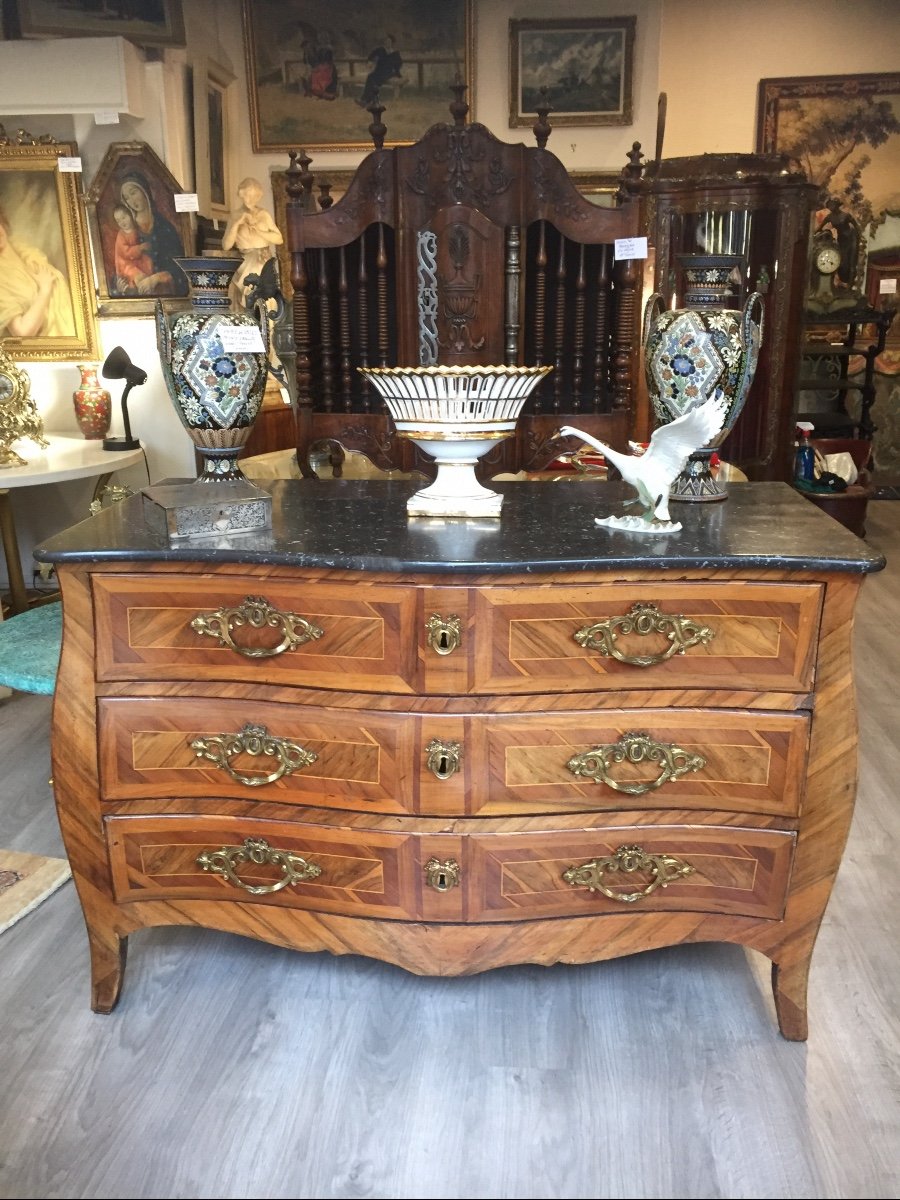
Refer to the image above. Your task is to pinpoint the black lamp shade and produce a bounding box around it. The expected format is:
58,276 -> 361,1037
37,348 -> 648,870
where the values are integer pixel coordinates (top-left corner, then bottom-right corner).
101,345 -> 145,451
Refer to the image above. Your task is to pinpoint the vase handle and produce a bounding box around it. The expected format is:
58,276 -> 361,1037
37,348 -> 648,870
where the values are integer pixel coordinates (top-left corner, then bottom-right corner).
642,292 -> 667,349
742,290 -> 765,345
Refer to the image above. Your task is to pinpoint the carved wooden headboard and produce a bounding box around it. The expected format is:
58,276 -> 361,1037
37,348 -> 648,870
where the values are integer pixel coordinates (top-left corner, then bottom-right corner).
283,91 -> 642,478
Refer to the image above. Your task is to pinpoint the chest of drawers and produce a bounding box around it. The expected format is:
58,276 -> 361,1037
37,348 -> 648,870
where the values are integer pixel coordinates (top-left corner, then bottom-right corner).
37,480 -> 883,1039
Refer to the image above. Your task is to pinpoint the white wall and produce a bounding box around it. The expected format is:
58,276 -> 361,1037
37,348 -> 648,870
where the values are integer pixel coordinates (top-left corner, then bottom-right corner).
659,0 -> 900,156
0,0 -> 897,590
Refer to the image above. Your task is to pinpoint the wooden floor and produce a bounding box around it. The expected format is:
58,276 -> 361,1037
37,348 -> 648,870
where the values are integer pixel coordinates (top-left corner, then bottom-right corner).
2,504 -> 899,1200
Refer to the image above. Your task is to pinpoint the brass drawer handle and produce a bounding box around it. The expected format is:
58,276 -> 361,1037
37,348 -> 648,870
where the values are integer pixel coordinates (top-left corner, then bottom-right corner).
574,602 -> 714,667
426,614 -> 462,656
566,732 -> 706,796
424,857 -> 461,892
191,595 -> 324,658
563,844 -> 695,904
197,836 -> 321,895
191,723 -> 318,787
426,738 -> 461,780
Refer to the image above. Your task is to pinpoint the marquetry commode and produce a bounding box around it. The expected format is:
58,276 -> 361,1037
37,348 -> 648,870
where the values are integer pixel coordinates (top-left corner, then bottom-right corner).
35,479 -> 883,1039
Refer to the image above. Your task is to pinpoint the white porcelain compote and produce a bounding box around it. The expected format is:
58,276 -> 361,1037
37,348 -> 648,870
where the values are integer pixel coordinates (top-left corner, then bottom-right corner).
357,364 -> 552,517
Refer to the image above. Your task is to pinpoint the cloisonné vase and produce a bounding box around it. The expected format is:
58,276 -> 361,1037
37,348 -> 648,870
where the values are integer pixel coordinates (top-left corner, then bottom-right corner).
642,290 -> 764,500
72,363 -> 112,439
156,257 -> 270,482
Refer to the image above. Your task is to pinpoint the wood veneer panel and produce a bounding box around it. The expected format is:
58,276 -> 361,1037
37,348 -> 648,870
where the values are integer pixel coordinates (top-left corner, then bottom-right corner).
466,825 -> 795,921
106,814 -> 418,921
93,574 -> 420,694
466,708 -> 809,817
98,696 -> 417,815
472,581 -> 822,693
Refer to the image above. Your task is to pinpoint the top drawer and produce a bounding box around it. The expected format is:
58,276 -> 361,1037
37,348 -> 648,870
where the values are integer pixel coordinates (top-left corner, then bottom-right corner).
93,575 -> 421,694
93,574 -> 822,697
470,581 -> 822,694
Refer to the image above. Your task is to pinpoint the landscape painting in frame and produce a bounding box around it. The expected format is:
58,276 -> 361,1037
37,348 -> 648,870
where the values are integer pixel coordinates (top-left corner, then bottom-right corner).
13,0 -> 185,45
0,142 -> 98,361
242,0 -> 473,152
509,17 -> 635,128
84,140 -> 192,317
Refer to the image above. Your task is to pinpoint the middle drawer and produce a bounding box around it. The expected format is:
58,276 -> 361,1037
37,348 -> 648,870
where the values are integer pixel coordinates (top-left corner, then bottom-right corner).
99,698 -> 809,819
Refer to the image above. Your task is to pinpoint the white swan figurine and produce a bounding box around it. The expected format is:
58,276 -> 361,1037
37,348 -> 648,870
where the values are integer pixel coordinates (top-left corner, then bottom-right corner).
559,390 -> 730,533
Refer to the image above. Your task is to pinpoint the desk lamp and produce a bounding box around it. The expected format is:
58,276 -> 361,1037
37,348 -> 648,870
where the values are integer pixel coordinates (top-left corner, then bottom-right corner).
102,346 -> 145,452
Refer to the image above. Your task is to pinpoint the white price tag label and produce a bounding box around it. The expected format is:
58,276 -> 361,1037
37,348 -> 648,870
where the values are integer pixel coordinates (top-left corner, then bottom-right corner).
614,236 -> 648,260
93,109 -> 120,125
879,277 -> 898,295
174,192 -> 199,212
57,156 -> 83,173
219,325 -> 266,354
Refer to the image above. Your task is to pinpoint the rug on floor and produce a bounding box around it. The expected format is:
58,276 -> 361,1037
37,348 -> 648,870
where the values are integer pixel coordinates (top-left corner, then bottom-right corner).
0,849 -> 71,935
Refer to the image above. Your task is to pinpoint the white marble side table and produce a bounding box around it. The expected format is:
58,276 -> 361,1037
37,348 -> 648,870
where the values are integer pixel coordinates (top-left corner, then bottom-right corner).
1,435 -> 145,615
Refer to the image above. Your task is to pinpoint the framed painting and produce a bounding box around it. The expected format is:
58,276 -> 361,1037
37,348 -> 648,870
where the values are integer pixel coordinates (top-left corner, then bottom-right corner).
193,56 -> 235,221
242,0 -> 473,153
509,17 -> 635,128
0,141 -> 98,361
84,140 -> 193,316
571,170 -> 622,209
11,0 -> 185,45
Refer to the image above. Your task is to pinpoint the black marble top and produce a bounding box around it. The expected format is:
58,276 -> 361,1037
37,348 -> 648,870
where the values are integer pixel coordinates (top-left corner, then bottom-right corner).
34,479 -> 885,575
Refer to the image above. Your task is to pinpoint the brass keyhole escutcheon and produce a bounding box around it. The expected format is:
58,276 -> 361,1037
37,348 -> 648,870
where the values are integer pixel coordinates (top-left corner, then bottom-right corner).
426,738 -> 461,781
424,857 -> 461,892
426,614 -> 462,656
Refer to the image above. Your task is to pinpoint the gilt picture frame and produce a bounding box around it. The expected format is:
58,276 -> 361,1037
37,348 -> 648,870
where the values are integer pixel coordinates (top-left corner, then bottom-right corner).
571,170 -> 622,209
243,0 -> 473,153
509,17 -> 635,128
11,0 -> 185,45
84,140 -> 193,317
193,56 -> 235,221
0,141 -> 98,361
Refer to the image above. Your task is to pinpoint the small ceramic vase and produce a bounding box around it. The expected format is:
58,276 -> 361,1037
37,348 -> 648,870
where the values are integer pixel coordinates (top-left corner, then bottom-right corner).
155,256 -> 270,482
72,363 -> 112,440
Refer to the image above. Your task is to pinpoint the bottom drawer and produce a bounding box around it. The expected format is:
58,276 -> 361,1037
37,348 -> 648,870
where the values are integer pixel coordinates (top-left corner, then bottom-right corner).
107,814 -> 795,925
468,826 -> 795,922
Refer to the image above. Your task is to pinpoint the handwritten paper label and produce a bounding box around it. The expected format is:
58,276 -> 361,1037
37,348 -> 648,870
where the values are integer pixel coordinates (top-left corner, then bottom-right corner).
219,325 -> 266,354
879,277 -> 898,295
614,236 -> 648,260
94,110 -> 120,125
57,156 -> 83,173
174,192 -> 200,212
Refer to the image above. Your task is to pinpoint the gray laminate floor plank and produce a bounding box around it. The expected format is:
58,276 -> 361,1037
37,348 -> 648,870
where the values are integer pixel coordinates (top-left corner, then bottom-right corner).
1,503 -> 899,1199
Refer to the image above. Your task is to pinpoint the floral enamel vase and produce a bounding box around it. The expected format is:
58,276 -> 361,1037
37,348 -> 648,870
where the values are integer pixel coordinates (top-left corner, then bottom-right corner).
156,256 -> 270,482
642,291 -> 764,500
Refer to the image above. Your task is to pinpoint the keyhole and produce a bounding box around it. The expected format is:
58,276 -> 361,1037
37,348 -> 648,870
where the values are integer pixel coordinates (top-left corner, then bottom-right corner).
437,753 -> 449,775
438,630 -> 450,651
435,870 -> 450,890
